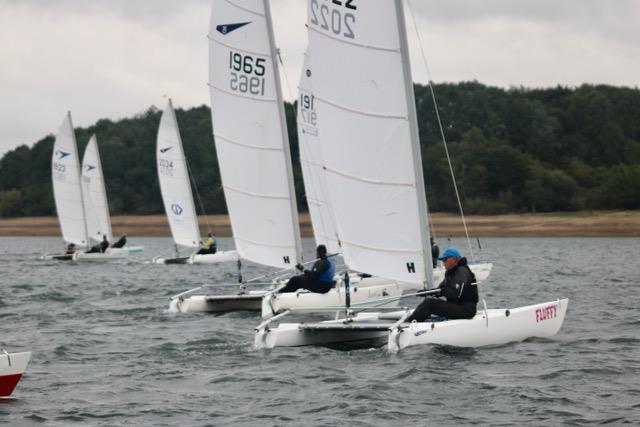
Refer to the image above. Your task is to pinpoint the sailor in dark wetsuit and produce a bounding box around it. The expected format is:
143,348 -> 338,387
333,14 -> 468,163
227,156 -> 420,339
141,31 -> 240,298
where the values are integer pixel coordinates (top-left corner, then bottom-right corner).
430,236 -> 440,268
112,234 -> 127,248
406,247 -> 478,322
279,244 -> 336,294
99,235 -> 110,253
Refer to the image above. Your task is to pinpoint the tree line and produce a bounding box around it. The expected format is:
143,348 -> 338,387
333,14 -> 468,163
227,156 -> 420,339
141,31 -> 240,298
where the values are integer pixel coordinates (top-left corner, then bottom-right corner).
1,82 -> 639,217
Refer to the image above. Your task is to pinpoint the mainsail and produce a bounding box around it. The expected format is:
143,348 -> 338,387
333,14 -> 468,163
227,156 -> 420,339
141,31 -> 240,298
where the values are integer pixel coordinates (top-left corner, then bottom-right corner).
52,112 -> 88,247
307,0 -> 433,285
156,99 -> 201,249
81,135 -> 113,244
208,0 -> 302,269
297,52 -> 341,255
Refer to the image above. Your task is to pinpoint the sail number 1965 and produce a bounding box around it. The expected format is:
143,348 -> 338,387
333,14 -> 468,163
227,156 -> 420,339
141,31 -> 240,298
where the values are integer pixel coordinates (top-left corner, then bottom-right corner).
229,51 -> 266,96
310,0 -> 357,39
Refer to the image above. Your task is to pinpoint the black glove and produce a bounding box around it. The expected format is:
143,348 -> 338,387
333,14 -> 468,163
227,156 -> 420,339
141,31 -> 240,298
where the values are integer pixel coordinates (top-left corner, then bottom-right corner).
295,263 -> 304,271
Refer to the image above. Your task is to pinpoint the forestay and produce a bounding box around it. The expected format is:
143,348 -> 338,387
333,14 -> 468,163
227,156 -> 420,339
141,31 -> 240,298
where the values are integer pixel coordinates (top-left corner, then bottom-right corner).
81,135 -> 113,244
307,0 -> 432,285
52,112 -> 88,247
297,52 -> 341,254
157,99 -> 200,248
208,0 -> 302,269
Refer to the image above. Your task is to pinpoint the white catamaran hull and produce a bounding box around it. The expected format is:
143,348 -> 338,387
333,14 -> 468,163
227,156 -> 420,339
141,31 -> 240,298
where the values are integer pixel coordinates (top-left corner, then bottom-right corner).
190,250 -> 239,264
154,250 -> 239,265
0,351 -> 31,398
72,249 -> 129,262
255,299 -> 568,350
169,290 -> 267,313
262,275 -> 404,319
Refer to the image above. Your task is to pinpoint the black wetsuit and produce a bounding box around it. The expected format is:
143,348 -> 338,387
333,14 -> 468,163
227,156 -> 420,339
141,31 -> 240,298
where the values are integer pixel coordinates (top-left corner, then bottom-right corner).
112,236 -> 127,248
431,243 -> 440,268
280,257 -> 335,294
406,257 -> 478,322
99,240 -> 109,253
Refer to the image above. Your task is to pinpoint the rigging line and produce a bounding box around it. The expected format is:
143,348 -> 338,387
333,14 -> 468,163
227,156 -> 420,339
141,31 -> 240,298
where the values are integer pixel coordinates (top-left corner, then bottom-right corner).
406,0 -> 474,260
277,48 -> 295,102
185,159 -> 212,234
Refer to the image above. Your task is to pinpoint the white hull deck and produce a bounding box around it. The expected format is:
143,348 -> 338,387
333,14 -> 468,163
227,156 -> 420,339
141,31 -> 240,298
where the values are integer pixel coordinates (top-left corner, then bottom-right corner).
262,275 -> 404,319
255,298 -> 569,351
0,351 -> 31,398
169,290 -> 266,313
153,250 -> 238,265
72,248 -> 129,262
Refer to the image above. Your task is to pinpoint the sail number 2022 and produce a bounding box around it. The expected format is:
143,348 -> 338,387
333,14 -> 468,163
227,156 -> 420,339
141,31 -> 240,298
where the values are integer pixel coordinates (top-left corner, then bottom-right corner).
310,0 -> 356,39
229,51 -> 266,96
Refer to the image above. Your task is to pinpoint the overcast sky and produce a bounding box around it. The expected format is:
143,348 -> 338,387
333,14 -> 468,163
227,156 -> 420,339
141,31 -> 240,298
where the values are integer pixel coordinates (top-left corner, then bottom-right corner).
1,0 -> 639,155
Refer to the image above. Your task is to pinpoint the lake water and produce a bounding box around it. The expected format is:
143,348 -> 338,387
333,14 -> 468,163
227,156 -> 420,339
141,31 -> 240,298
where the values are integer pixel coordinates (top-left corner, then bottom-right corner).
1,236 -> 639,426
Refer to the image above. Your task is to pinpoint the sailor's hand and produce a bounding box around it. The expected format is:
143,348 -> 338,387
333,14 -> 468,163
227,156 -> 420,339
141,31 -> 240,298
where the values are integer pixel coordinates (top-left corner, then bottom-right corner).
296,263 -> 304,271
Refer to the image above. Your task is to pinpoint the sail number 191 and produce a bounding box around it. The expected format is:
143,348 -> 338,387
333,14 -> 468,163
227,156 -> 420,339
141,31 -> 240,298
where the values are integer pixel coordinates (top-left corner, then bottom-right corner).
229,51 -> 266,96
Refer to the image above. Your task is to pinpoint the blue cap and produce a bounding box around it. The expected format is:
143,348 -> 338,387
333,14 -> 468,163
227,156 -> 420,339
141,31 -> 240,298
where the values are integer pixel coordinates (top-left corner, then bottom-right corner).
438,247 -> 462,260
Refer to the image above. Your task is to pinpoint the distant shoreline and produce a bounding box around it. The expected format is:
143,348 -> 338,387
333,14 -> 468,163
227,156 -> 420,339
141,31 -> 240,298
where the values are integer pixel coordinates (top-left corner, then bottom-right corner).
0,211 -> 638,238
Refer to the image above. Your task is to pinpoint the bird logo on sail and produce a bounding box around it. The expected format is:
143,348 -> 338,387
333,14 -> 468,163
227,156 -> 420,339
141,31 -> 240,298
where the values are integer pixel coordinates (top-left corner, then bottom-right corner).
171,204 -> 183,216
216,22 -> 251,35
159,147 -> 173,154
85,164 -> 96,172
55,149 -> 70,160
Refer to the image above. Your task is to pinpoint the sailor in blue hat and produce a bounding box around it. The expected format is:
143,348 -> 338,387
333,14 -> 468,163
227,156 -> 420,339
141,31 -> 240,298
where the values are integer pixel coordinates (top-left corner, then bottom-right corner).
405,247 -> 479,322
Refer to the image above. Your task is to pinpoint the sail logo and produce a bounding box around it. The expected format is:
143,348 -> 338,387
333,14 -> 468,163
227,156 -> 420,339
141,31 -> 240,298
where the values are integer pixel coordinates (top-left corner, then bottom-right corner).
85,164 -> 96,172
160,146 -> 173,154
171,204 -> 183,216
216,22 -> 251,35
55,149 -> 70,160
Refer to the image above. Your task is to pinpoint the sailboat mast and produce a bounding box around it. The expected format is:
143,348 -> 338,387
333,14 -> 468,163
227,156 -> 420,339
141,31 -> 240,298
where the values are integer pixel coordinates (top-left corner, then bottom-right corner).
93,135 -> 113,242
394,0 -> 434,289
263,0 -> 303,265
70,112 -> 90,247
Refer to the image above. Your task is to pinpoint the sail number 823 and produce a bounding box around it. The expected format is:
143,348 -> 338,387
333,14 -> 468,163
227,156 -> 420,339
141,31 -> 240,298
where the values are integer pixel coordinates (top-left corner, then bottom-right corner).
229,51 -> 266,96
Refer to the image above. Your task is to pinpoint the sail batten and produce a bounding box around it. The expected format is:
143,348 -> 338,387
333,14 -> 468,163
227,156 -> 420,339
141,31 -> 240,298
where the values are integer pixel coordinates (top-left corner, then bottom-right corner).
209,0 -> 302,269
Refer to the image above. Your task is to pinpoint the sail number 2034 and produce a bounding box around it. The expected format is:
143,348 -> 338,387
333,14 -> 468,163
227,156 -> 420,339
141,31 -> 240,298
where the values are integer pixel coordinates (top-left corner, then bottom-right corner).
310,0 -> 357,39
229,51 -> 266,96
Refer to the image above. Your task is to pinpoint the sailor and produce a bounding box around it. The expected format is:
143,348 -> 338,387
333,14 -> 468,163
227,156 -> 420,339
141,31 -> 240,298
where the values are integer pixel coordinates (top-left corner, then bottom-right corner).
279,244 -> 336,294
112,234 -> 127,248
197,232 -> 217,255
99,235 -> 110,253
65,243 -> 76,254
405,247 -> 478,322
430,236 -> 440,268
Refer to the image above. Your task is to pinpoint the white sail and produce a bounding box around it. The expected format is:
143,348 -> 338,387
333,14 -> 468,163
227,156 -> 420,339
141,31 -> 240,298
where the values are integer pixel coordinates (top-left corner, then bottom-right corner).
157,99 -> 201,248
297,52 -> 341,255
307,0 -> 431,285
52,112 -> 88,247
208,0 -> 302,269
81,135 -> 113,244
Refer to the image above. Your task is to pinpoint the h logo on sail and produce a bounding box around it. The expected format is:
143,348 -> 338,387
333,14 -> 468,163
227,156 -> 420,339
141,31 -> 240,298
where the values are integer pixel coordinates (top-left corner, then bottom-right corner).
406,262 -> 416,274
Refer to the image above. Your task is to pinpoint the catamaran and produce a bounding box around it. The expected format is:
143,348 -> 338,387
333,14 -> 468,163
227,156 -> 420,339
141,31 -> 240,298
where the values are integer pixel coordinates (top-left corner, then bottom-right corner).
169,0 -> 404,314
261,49 -> 492,319
255,0 -> 568,350
0,350 -> 31,398
43,113 -> 139,261
153,99 -> 238,265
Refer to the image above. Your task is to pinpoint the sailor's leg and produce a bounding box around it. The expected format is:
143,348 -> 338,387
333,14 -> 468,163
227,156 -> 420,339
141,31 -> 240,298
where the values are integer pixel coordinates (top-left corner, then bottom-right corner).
304,282 -> 333,294
279,275 -> 308,293
405,297 -> 438,322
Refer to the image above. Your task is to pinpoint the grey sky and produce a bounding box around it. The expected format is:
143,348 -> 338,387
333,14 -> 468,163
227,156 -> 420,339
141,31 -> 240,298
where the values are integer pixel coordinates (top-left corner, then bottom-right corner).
0,0 -> 638,155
